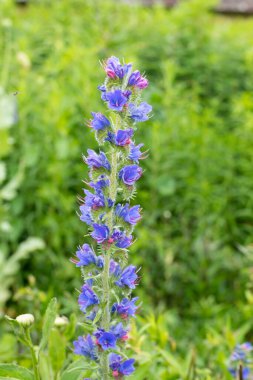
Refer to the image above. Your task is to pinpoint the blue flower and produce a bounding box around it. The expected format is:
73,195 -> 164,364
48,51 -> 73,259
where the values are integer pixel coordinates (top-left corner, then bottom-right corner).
129,102 -> 152,122
90,112 -> 111,131
89,175 -> 110,190
110,259 -> 122,277
106,90 -> 129,111
111,229 -> 133,249
96,331 -> 117,350
129,142 -> 145,163
119,359 -> 135,376
109,353 -> 122,371
107,129 -> 133,146
112,297 -> 139,319
91,223 -> 110,243
84,189 -> 105,209
109,353 -> 135,377
73,335 -> 98,361
115,203 -> 141,225
228,367 -> 250,379
75,244 -> 97,267
230,342 -> 253,362
119,165 -> 142,186
79,205 -> 93,225
115,265 -> 138,289
78,284 -> 99,313
128,70 -> 148,89
104,56 -> 132,79
110,322 -> 128,340
85,149 -> 111,171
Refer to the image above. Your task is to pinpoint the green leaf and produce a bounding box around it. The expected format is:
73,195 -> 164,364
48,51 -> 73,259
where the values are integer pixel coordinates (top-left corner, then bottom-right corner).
92,308 -> 102,325
39,298 -> 57,353
64,314 -> 77,340
4,316 -> 20,329
38,352 -> 54,380
60,359 -> 96,380
0,364 -> 34,380
48,329 -> 66,374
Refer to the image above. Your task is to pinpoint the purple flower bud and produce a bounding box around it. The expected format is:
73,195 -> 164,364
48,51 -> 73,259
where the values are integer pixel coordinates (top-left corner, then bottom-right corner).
112,297 -> 139,319
129,102 -> 152,122
106,89 -> 128,111
119,165 -> 142,186
104,56 -> 132,79
90,112 -> 110,130
85,149 -> 111,171
78,284 -> 99,313
115,265 -> 138,289
129,142 -> 145,163
128,70 -> 148,89
115,203 -> 141,225
91,223 -> 110,243
73,335 -> 98,361
75,244 -> 97,267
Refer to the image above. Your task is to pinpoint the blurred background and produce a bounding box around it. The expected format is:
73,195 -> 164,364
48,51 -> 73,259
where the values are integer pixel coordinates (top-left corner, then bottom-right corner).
1,0 -> 253,378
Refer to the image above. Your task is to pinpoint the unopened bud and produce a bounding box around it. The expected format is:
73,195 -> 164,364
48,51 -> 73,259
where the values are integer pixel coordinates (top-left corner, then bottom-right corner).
16,313 -> 34,327
54,315 -> 69,326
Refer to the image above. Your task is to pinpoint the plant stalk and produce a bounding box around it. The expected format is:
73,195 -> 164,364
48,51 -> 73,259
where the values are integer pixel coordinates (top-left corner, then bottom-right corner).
24,328 -> 40,380
100,149 -> 118,379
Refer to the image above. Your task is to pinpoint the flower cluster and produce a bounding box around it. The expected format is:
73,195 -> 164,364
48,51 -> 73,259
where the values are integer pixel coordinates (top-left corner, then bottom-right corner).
72,56 -> 151,379
228,342 -> 253,379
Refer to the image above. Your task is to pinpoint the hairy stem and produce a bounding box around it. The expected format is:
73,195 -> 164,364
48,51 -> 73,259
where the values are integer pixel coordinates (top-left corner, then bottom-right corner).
101,149 -> 118,379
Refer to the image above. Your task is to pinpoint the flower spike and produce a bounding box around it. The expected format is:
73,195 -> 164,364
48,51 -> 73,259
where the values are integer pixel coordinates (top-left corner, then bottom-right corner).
72,56 -> 151,379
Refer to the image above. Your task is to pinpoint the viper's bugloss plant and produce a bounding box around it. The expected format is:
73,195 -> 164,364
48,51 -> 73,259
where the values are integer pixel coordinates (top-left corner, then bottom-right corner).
72,57 -> 151,379
228,343 -> 253,379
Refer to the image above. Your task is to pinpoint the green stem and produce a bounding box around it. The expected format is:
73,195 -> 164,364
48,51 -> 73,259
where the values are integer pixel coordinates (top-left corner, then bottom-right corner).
100,149 -> 118,380
24,328 -> 40,380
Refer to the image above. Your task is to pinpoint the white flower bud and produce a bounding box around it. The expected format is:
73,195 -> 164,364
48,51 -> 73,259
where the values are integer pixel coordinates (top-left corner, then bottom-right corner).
54,316 -> 69,327
16,313 -> 35,327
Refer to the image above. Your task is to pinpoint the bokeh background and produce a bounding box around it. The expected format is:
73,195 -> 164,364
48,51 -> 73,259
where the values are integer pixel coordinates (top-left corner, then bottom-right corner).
1,0 -> 253,378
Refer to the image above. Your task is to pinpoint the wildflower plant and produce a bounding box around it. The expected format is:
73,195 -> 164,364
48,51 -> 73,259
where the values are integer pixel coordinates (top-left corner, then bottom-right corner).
228,343 -> 253,379
72,57 -> 151,379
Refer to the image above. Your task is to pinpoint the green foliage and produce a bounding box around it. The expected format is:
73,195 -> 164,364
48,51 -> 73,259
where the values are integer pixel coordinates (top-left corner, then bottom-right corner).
0,364 -> 34,380
1,0 -> 253,378
0,238 -> 45,312
39,298 -> 57,353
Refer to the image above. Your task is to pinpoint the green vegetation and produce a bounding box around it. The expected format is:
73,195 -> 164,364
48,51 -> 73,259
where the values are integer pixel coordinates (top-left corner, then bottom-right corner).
1,0 -> 253,378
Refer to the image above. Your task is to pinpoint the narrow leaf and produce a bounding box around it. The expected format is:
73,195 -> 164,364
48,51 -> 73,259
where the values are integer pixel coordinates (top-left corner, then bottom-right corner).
39,298 -> 57,352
